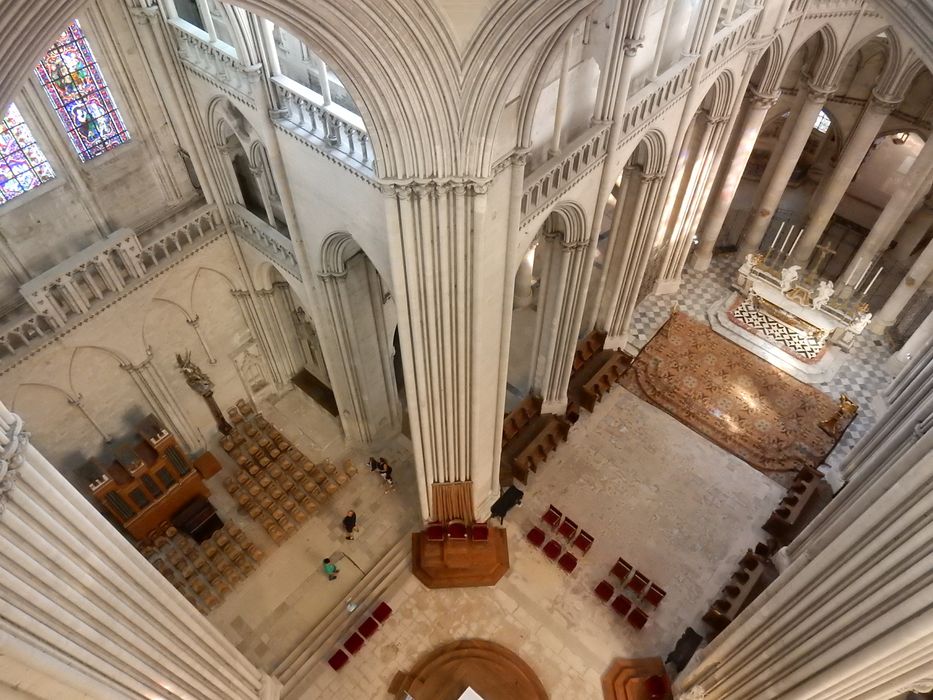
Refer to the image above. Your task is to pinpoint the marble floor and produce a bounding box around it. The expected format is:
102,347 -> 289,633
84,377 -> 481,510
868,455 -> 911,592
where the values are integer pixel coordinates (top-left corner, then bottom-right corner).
292,386 -> 784,699
629,253 -> 898,466
204,387 -> 420,671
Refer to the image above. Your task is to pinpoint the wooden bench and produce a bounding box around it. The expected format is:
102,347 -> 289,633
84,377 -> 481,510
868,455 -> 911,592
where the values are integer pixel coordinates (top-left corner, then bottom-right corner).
567,329 -> 633,414
702,549 -> 768,638
502,394 -> 541,446
499,398 -> 570,486
763,465 -> 823,542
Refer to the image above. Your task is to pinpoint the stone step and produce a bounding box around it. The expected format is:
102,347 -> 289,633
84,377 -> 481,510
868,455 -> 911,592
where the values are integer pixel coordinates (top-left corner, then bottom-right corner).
275,534 -> 411,696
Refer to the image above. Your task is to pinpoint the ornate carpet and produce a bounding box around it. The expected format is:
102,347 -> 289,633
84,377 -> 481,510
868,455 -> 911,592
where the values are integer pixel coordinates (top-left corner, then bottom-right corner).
621,313 -> 843,476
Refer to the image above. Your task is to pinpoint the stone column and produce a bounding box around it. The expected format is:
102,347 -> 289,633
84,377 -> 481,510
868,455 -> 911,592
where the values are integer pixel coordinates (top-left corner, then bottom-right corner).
548,35 -> 573,158
0,405 -> 280,699
529,227 -> 589,413
584,174 -> 633,332
839,136 -> 933,286
231,289 -> 290,388
693,89 -> 780,271
258,18 -> 281,76
315,58 -> 332,106
891,308 -> 933,368
892,195 -> 933,264
792,91 -> 900,265
739,84 -> 833,255
871,237 -> 933,331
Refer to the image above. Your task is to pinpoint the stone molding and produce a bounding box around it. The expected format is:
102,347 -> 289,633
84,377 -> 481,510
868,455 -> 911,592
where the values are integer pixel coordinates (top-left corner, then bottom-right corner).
0,411 -> 28,516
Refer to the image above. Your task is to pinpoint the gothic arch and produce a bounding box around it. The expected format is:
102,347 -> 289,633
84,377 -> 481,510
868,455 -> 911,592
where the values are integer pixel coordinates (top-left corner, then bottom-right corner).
544,200 -> 589,247
320,230 -> 363,277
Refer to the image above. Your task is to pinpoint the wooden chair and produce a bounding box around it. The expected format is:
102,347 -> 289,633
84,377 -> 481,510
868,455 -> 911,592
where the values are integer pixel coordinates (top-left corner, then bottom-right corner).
627,607 -> 649,630
572,529 -> 594,555
358,617 -> 379,638
557,516 -> 578,541
594,580 -> 614,602
328,649 -> 349,671
557,551 -> 578,574
372,601 -> 392,623
343,632 -> 365,655
447,519 -> 468,540
541,504 -> 562,528
611,594 -> 632,617
543,539 -> 562,560
471,521 -> 489,543
611,557 -> 632,583
644,583 -> 666,608
526,526 -> 546,548
426,521 -> 445,542
645,675 -> 668,699
627,570 -> 650,596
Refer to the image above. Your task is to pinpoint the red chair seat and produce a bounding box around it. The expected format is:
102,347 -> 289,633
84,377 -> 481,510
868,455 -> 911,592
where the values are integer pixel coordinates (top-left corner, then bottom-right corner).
594,580 -> 614,602
358,616 -> 379,638
543,539 -> 562,560
447,520 -> 468,539
627,570 -> 650,596
645,674 -> 668,699
425,521 -> 445,542
372,601 -> 392,623
557,516 -> 578,541
557,551 -> 577,573
526,526 -> 546,547
627,607 -> 649,630
611,594 -> 632,617
572,529 -> 594,555
327,649 -> 349,671
471,522 -> 489,542
344,632 -> 365,654
542,504 -> 562,528
644,583 -> 666,607
611,557 -> 632,583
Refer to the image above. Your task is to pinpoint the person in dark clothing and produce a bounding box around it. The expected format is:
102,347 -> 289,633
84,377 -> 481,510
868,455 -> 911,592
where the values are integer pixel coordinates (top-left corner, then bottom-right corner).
342,510 -> 358,540
367,457 -> 380,472
378,457 -> 395,491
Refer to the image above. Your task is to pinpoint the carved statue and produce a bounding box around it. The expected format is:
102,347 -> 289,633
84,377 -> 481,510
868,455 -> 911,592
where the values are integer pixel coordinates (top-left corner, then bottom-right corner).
812,279 -> 834,310
848,311 -> 872,335
738,253 -> 761,276
819,393 -> 859,438
176,352 -> 213,397
780,265 -> 801,293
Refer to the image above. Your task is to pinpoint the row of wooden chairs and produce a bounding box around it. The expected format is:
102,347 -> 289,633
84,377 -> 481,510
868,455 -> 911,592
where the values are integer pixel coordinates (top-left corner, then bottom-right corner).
540,504 -> 594,554
594,556 -> 666,631
502,395 -> 541,444
763,465 -> 822,543
425,520 -> 489,543
328,602 -> 393,671
702,544 -> 773,640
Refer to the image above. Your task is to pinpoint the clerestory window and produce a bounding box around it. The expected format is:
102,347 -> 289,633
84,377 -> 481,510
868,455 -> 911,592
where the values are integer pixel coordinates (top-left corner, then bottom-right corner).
0,103 -> 56,205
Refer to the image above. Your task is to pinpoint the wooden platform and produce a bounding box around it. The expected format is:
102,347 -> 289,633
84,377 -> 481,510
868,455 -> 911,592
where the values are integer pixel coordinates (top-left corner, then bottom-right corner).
602,657 -> 672,700
411,528 -> 510,589
390,639 -> 547,700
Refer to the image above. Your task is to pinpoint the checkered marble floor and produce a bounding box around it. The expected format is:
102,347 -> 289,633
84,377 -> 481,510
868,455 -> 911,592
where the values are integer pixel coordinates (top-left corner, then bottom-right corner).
628,254 -> 897,467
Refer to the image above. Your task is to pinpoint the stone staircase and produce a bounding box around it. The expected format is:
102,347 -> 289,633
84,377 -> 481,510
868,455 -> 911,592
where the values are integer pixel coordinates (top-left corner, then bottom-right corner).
275,534 -> 411,697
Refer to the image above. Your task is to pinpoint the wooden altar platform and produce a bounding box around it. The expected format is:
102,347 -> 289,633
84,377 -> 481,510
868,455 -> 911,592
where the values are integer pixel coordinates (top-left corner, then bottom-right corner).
602,657 -> 672,700
411,527 -> 510,589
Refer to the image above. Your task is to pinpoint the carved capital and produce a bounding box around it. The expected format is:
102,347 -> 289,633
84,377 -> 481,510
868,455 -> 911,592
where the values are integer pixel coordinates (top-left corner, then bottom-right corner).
806,82 -> 835,102
748,86 -> 780,109
0,412 -> 29,516
380,176 -> 490,199
868,88 -> 901,114
622,37 -> 644,57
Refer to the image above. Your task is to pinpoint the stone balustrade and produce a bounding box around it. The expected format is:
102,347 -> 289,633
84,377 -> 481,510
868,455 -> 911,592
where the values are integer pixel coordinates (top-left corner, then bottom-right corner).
271,76 -> 375,177
1,203 -> 222,364
169,21 -> 259,104
228,203 -> 301,280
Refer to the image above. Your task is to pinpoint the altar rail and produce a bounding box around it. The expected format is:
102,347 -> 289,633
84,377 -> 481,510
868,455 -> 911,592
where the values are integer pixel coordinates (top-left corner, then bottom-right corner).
1,203 -> 222,364
228,203 -> 302,280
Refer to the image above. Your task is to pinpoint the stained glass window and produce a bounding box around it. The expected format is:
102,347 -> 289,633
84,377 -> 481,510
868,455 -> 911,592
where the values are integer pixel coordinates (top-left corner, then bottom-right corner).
0,103 -> 55,204
34,19 -> 130,162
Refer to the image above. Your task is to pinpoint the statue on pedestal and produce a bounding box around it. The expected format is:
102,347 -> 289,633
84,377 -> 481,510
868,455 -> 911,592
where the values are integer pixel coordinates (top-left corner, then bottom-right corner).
738,253 -> 762,276
819,393 -> 858,438
176,351 -> 232,435
848,310 -> 872,335
812,279 -> 834,310
780,265 -> 801,293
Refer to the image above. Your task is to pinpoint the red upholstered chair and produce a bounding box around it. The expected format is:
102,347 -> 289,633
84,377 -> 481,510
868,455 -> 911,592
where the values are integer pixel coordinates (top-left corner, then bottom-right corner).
343,632 -> 365,654
557,551 -> 578,574
526,526 -> 546,548
594,580 -> 614,602
611,594 -> 632,617
471,521 -> 490,543
425,521 -> 445,542
644,583 -> 666,608
372,602 -> 392,624
541,504 -> 562,529
627,570 -> 650,596
543,539 -> 562,560
627,607 -> 649,630
572,529 -> 594,556
447,519 -> 468,540
645,674 -> 668,699
557,516 -> 578,541
327,649 -> 349,671
358,616 -> 379,638
611,557 -> 632,583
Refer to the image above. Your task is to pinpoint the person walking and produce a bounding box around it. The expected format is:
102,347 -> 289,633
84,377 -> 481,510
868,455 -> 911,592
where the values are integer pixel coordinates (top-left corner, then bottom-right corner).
378,458 -> 395,492
322,558 -> 339,581
367,457 -> 380,472
342,510 -> 358,540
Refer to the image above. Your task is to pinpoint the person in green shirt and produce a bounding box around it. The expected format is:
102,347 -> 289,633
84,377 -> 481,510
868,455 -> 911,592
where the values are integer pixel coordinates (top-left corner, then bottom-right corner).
323,558 -> 339,581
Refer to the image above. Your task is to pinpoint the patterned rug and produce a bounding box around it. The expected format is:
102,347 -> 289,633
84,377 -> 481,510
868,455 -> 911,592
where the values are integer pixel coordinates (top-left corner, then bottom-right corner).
620,313 -> 847,476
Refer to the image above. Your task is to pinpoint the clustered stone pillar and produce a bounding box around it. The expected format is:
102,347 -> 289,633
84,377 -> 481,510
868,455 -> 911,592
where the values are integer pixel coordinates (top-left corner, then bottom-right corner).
871,237 -> 933,331
739,83 -> 833,255
838,136 -> 933,287
792,90 -> 901,265
892,194 -> 933,265
693,89 -> 780,270
676,337 -> 933,698
0,405 -> 280,699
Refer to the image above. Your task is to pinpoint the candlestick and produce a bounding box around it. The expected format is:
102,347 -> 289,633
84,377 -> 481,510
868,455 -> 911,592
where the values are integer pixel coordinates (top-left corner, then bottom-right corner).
787,229 -> 803,259
769,221 -> 786,252
861,266 -> 883,296
855,260 -> 871,290
845,257 -> 861,286
778,224 -> 794,254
